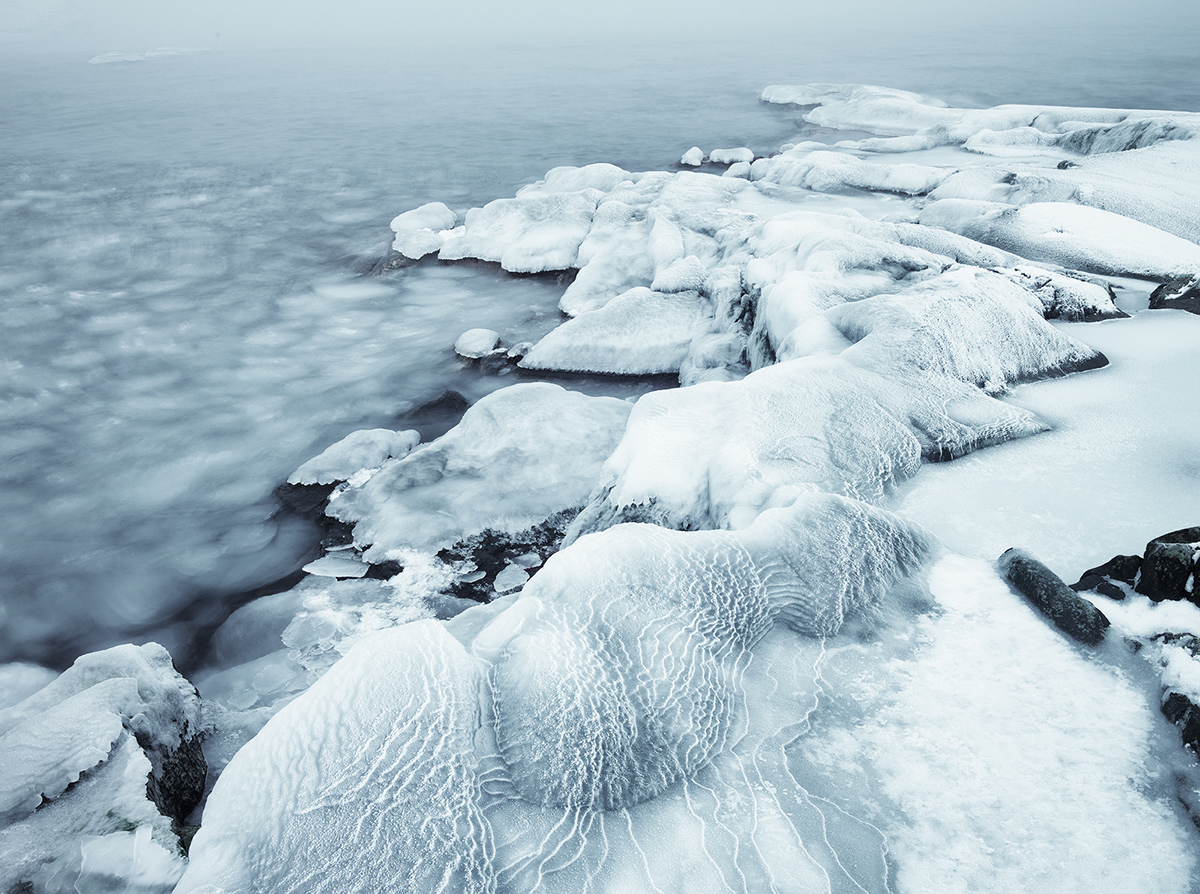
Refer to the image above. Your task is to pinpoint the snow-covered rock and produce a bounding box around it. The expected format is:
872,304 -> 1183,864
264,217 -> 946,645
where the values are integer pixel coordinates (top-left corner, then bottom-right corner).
0,644 -> 203,893
709,147 -> 753,165
919,198 -> 1200,278
520,286 -> 710,375
327,383 -> 633,557
288,428 -> 420,485
453,327 -> 501,358
390,201 -> 457,259
680,146 -> 704,166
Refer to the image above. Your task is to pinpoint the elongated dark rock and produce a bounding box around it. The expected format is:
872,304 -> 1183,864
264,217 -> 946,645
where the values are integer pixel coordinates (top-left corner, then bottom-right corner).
998,549 -> 1110,646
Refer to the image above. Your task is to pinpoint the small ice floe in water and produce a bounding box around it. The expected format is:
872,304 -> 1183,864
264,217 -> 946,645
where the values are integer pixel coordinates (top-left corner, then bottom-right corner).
679,146 -> 704,165
300,553 -> 369,580
453,328 -> 502,359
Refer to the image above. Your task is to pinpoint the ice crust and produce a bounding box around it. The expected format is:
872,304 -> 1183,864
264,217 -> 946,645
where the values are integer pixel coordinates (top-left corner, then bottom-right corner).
177,495 -> 934,893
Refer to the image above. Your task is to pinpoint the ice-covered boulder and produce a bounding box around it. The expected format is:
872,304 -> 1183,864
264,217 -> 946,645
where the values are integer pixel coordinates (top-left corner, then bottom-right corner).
680,146 -> 704,166
519,286 -> 710,376
754,148 -> 949,196
709,147 -> 753,165
0,643 -> 203,892
327,383 -> 633,558
390,201 -> 457,259
818,267 -> 1108,392
439,191 -> 601,272
991,265 -> 1123,320
288,428 -> 420,485
453,327 -> 502,358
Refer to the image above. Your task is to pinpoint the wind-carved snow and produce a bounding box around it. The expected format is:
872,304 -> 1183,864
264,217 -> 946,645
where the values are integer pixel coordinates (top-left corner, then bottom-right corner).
177,494 -> 931,893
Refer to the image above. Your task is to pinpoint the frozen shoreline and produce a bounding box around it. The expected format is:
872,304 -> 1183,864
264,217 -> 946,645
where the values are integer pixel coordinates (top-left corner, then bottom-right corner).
4,82 -> 1200,893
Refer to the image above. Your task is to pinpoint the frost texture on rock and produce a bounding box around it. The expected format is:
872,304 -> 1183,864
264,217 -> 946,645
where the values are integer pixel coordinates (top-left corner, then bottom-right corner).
327,383 -> 633,558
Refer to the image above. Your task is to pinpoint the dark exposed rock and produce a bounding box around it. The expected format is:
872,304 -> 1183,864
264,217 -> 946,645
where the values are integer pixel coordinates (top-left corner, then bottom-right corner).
397,389 -> 471,441
1163,692 -> 1200,755
274,481 -> 337,519
1135,527 -> 1200,603
1094,580 -> 1126,600
364,559 -> 404,580
1079,554 -> 1143,586
1149,275 -> 1200,315
437,509 -> 580,603
140,720 -> 207,826
1146,526 -> 1200,550
998,548 -> 1111,646
1070,572 -> 1106,592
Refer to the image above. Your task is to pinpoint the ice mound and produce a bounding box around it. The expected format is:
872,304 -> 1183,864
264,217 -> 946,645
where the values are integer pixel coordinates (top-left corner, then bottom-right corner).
709,147 -> 753,165
177,495 -> 931,892
0,644 -> 203,892
569,352 -> 1044,537
453,327 -> 501,358
820,267 -> 1108,392
920,198 -> 1200,279
519,286 -> 710,375
440,191 -> 601,272
327,383 -> 633,557
287,428 -> 419,485
178,622 -> 490,894
390,201 -> 457,259
753,147 -> 949,196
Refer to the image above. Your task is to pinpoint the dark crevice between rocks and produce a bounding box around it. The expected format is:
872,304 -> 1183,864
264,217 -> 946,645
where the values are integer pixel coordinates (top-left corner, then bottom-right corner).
436,509 -> 581,603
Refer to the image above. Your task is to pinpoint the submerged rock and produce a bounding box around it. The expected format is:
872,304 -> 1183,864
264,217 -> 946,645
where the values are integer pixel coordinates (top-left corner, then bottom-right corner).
997,548 -> 1110,646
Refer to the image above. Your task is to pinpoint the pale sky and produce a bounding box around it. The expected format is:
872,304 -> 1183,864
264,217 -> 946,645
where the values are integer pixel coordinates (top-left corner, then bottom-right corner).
1,0 -> 1191,53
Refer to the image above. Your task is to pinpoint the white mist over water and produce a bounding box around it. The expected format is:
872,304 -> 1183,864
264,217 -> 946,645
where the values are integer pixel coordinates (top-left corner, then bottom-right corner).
0,20 -> 1197,670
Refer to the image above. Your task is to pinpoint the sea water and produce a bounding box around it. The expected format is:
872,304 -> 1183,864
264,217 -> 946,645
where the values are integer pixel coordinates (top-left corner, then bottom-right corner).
1,26 -> 1198,670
